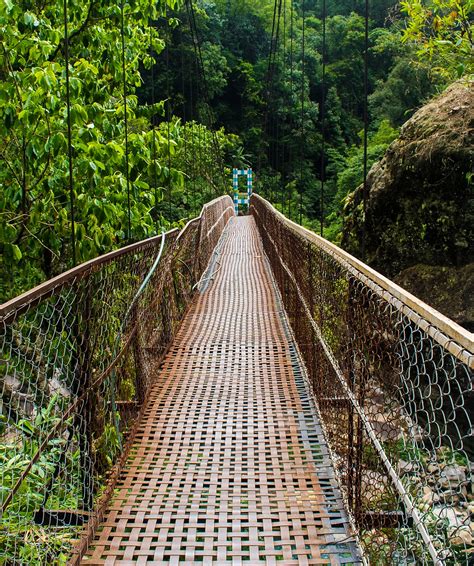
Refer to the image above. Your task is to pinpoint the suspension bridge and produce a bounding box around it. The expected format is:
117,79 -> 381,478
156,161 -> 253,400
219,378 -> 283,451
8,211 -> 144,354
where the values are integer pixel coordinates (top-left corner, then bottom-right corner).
1,0 -> 473,562
1,194 -> 473,564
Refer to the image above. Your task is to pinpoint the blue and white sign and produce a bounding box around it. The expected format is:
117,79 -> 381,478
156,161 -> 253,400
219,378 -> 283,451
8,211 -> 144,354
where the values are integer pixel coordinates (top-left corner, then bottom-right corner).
233,168 -> 253,215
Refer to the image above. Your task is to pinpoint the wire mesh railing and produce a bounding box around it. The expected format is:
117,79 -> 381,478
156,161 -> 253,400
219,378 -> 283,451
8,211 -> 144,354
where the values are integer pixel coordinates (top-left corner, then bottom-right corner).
251,194 -> 474,565
0,195 -> 234,564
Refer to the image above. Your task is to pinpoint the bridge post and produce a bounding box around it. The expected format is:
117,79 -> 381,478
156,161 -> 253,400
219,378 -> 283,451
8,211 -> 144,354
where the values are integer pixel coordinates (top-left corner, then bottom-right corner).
160,285 -> 174,347
346,277 -> 364,526
307,242 -> 317,389
75,285 -> 95,512
346,276 -> 357,513
132,303 -> 147,405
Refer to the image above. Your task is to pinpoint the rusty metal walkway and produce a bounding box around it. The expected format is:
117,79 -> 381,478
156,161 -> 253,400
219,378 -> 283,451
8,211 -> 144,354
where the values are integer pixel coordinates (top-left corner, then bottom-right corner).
83,217 -> 361,565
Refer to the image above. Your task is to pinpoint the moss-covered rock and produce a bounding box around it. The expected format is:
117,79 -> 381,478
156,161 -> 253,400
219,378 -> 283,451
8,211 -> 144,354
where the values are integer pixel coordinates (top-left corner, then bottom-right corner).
342,80 -> 473,327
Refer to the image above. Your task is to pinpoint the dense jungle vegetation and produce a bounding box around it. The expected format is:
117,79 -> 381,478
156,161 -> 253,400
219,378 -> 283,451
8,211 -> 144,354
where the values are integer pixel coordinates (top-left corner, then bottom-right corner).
0,2 -> 472,563
1,0 -> 472,301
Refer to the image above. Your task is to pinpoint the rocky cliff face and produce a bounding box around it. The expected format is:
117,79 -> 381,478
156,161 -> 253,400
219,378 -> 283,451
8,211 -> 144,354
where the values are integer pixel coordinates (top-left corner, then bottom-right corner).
342,80 -> 473,329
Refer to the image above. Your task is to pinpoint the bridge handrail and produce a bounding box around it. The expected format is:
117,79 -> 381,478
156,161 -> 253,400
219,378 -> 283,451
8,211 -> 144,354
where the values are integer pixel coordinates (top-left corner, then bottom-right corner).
0,195 -> 233,325
251,194 -> 473,365
0,194 -> 235,564
251,193 -> 473,565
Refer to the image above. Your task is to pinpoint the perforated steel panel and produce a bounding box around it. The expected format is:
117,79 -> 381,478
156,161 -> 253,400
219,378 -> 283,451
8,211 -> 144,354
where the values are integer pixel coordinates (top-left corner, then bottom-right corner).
82,217 -> 361,565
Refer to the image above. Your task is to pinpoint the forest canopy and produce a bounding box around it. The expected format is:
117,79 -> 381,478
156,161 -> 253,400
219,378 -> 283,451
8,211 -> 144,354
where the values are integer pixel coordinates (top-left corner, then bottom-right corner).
1,0 -> 472,302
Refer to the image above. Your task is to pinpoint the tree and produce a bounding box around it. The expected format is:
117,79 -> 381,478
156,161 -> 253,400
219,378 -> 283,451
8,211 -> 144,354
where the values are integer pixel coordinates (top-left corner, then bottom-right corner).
369,58 -> 435,125
401,0 -> 474,80
0,0 -> 236,301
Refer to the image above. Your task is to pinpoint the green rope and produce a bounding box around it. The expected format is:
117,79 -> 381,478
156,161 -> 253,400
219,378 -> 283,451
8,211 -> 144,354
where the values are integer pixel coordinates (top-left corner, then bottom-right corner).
109,231 -> 166,448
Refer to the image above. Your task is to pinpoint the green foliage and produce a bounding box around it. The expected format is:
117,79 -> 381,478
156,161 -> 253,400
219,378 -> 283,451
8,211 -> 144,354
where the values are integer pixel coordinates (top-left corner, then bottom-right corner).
201,42 -> 231,98
93,421 -> 121,473
0,396 -> 80,563
185,0 -> 439,241
337,120 -> 399,200
369,58 -> 435,126
0,0 -> 240,302
319,120 -> 399,241
401,0 -> 474,81
131,0 -> 445,246
1,0 -> 464,303
0,0 -> 161,297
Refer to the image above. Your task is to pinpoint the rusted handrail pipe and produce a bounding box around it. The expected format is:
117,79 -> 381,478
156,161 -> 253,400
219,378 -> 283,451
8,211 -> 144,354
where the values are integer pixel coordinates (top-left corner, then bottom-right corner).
250,194 -> 474,366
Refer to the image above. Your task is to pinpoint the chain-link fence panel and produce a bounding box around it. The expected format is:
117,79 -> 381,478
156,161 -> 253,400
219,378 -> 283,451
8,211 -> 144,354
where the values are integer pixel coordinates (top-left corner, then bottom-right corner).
251,194 -> 473,565
0,196 -> 234,564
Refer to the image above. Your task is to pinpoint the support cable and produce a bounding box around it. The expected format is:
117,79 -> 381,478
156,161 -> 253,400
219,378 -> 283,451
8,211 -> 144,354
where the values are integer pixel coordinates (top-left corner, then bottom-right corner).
150,20 -> 159,234
361,0 -> 369,260
266,0 -> 279,87
185,0 -> 226,196
188,40 -> 198,214
281,0 -> 288,212
270,0 -> 284,93
270,0 -> 283,202
258,0 -> 280,180
299,0 -> 306,224
120,0 -> 132,241
182,2 -> 203,205
271,0 -> 284,202
63,0 -> 76,265
181,39 -> 190,216
186,0 -> 223,193
320,0 -> 327,236
288,0 -> 294,218
192,56 -> 206,202
166,31 -> 172,219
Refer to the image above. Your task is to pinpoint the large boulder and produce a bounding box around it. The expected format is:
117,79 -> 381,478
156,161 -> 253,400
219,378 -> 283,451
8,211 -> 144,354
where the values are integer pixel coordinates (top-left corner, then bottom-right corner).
342,80 -> 473,328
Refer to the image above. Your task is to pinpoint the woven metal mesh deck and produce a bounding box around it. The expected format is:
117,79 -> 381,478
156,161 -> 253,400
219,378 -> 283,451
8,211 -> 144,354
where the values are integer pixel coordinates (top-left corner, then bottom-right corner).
82,217 -> 361,565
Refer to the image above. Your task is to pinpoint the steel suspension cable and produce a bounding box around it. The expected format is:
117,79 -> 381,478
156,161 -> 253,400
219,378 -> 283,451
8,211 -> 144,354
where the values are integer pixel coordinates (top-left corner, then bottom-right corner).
166,32 -> 172,219
361,0 -> 369,260
185,0 -> 226,196
187,2 -> 222,195
320,0 -> 327,236
272,0 -> 284,205
288,0 -> 294,218
193,46 -> 209,204
258,0 -> 280,180
120,0 -> 132,241
183,0 -> 199,202
187,34 -> 198,215
271,0 -> 284,89
272,0 -> 286,202
299,0 -> 306,224
274,0 -> 284,207
280,0 -> 287,211
192,55 -> 206,202
180,41 -> 190,216
266,0 -> 279,84
63,0 -> 76,265
150,20 -> 159,234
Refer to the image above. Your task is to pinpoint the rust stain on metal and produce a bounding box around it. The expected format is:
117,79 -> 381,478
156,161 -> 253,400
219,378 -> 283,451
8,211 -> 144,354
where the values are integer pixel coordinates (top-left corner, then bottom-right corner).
82,217 -> 359,565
